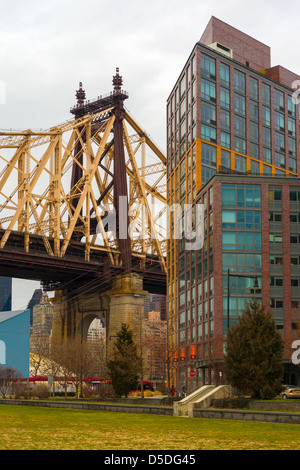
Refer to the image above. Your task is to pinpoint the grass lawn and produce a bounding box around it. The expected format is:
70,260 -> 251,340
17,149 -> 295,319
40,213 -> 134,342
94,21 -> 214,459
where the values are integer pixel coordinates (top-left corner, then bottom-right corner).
0,405 -> 300,450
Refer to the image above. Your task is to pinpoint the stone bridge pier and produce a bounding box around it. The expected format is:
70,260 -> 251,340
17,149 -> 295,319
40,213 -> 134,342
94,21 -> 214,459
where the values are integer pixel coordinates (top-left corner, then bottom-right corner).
51,273 -> 148,362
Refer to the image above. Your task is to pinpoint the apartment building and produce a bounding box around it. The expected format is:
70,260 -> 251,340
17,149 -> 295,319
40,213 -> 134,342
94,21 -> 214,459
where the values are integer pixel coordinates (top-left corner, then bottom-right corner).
167,17 -> 300,389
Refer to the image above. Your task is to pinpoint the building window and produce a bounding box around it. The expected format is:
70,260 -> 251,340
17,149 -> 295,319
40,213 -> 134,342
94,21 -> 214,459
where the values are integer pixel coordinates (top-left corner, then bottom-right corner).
220,108 -> 230,132
234,115 -> 246,137
220,132 -> 231,149
262,127 -> 271,147
250,122 -> 259,143
235,138 -> 246,154
201,53 -> 216,79
269,234 -> 283,243
290,189 -> 300,201
269,188 -> 282,201
220,62 -> 230,87
222,210 -> 261,229
202,165 -> 216,184
235,154 -> 247,173
274,88 -> 285,111
222,253 -> 262,272
201,78 -> 216,101
221,149 -> 231,169
222,231 -> 261,250
262,147 -> 271,164
275,152 -> 285,168
201,142 -> 217,166
250,159 -> 260,174
263,164 -> 272,175
222,183 -> 261,207
249,77 -> 258,100
270,256 -> 283,265
269,212 -> 282,222
262,83 -> 271,105
201,101 -> 216,125
234,70 -> 246,94
234,94 -> 246,115
288,117 -> 296,136
262,106 -> 271,127
274,132 -> 285,153
223,275 -> 261,294
201,124 -> 216,143
250,101 -> 259,121
288,137 -> 296,158
288,95 -> 296,117
274,111 -> 285,131
220,87 -> 230,109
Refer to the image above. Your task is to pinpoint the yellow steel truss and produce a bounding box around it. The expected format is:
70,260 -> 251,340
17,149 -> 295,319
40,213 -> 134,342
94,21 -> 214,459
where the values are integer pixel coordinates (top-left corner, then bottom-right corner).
0,108 -> 167,271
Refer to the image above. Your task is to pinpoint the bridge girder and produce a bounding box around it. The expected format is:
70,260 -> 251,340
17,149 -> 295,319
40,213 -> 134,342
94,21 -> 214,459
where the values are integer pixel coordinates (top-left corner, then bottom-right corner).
0,74 -> 167,285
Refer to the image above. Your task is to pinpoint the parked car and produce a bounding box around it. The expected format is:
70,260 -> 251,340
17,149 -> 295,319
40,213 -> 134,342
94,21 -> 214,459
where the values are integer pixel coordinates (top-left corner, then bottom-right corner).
281,385 -> 300,399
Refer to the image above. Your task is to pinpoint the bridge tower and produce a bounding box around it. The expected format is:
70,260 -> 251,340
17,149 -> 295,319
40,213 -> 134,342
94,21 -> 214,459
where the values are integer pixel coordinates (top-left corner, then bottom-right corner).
50,69 -> 161,355
0,69 -> 166,361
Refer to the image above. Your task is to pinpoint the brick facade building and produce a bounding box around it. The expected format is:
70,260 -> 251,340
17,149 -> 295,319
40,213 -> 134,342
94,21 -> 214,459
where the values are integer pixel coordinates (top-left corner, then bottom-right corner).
167,17 -> 300,390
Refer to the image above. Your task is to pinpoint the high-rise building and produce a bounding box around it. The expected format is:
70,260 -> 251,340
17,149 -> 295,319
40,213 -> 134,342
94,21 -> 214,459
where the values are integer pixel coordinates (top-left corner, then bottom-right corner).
145,310 -> 167,387
30,292 -> 53,354
144,293 -> 167,320
167,17 -> 300,390
27,288 -> 43,327
0,277 -> 12,312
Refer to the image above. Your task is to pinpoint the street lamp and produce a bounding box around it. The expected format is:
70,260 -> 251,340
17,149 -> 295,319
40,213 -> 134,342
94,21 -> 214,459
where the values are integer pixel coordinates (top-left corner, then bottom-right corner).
227,268 -> 259,332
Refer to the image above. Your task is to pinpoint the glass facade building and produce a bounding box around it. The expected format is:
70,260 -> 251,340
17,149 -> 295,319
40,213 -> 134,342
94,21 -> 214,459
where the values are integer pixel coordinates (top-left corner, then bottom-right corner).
0,277 -> 12,312
167,17 -> 300,390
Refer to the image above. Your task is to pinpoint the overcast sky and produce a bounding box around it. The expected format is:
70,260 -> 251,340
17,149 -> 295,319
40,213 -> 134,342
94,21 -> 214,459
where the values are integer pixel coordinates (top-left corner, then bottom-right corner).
1,0 -> 299,309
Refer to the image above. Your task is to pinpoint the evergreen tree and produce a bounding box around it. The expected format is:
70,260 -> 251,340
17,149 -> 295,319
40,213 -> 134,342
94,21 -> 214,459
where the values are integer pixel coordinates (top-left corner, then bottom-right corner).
107,323 -> 139,397
224,300 -> 284,399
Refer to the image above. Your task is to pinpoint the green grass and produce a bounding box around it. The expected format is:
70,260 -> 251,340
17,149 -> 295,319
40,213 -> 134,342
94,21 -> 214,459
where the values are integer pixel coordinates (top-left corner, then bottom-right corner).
0,404 -> 300,450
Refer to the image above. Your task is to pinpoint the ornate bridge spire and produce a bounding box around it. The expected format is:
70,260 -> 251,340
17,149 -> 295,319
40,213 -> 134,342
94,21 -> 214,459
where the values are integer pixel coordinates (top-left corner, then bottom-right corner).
112,67 -> 123,94
75,82 -> 86,106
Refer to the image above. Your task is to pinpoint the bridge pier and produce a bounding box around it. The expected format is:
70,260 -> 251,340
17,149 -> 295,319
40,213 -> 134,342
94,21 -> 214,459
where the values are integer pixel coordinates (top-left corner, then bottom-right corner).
105,273 -> 148,359
51,290 -> 108,343
51,273 -> 148,363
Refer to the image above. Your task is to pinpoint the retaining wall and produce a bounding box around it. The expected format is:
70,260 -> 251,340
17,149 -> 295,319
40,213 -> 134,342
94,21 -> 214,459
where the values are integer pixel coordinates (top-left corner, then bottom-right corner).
194,407 -> 300,424
1,399 -> 300,424
0,399 -> 173,416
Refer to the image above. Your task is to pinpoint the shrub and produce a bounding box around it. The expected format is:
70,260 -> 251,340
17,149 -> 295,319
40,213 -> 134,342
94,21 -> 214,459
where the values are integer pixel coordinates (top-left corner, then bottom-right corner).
35,385 -> 50,399
211,397 -> 250,409
14,384 -> 34,399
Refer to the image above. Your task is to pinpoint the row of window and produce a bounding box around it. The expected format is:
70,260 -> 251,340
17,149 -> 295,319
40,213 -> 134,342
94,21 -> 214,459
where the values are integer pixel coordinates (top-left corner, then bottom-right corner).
200,50 -> 299,167
222,253 -> 262,272
269,234 -> 300,244
222,183 -> 261,207
222,231 -> 261,251
270,256 -> 300,265
270,277 -> 300,287
222,210 -> 261,229
201,52 -> 296,113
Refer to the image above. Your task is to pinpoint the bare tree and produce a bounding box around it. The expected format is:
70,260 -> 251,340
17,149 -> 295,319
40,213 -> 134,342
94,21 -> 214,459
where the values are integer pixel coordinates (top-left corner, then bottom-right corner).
30,335 -> 50,378
0,367 -> 22,398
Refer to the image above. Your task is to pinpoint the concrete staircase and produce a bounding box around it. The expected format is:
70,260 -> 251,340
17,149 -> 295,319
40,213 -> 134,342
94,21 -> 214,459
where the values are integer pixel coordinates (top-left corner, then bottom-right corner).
173,385 -> 231,417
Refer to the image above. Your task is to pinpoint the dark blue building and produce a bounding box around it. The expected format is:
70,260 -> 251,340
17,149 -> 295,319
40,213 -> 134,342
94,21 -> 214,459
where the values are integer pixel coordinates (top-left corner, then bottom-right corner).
0,277 -> 12,311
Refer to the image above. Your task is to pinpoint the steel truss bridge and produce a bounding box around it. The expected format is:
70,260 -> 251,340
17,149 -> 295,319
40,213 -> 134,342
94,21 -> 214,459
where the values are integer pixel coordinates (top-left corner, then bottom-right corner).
0,69 -> 166,296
